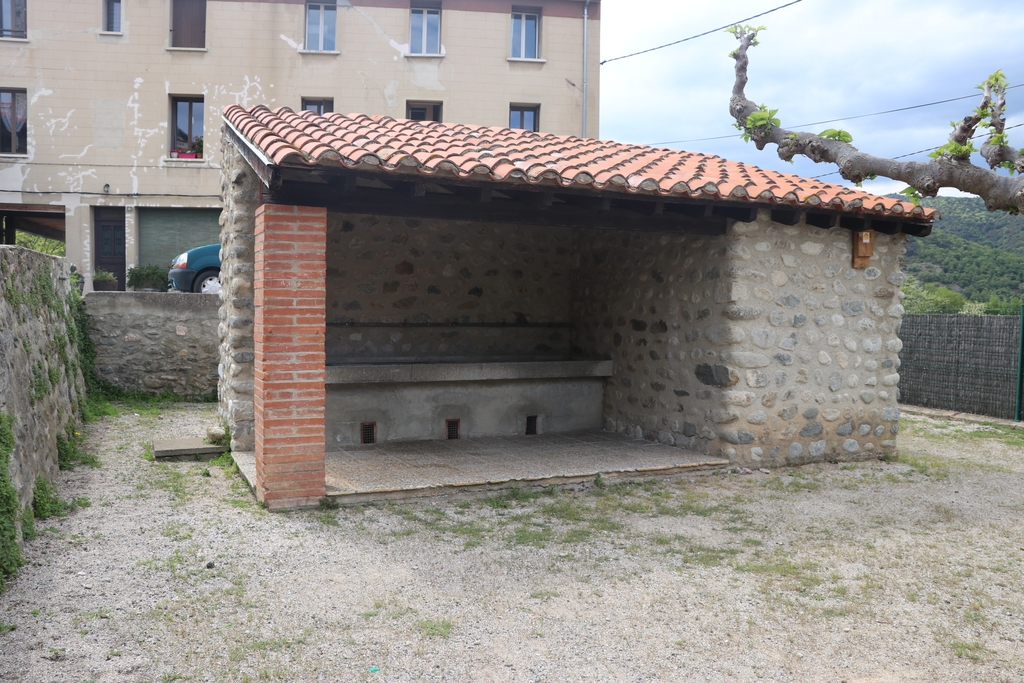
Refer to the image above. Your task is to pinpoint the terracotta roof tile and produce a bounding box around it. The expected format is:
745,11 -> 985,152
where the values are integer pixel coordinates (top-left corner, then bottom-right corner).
222,105 -> 938,221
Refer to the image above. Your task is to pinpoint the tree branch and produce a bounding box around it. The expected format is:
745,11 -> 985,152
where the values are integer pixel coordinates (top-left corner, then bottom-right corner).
727,26 -> 1024,214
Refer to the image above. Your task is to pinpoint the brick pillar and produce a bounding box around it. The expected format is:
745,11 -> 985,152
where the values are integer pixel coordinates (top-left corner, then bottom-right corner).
254,204 -> 327,509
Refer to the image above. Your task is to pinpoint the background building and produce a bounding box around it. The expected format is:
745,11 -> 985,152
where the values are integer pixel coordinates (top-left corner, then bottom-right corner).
0,0 -> 600,290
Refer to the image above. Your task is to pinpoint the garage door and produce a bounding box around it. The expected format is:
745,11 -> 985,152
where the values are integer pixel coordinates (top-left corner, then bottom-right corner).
137,208 -> 221,269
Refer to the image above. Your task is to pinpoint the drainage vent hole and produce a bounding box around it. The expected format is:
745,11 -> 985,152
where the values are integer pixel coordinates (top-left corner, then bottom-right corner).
525,415 -> 538,435
446,419 -> 460,440
361,422 -> 376,444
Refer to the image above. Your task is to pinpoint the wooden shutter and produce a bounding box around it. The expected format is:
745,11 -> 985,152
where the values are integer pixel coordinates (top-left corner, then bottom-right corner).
172,0 -> 206,48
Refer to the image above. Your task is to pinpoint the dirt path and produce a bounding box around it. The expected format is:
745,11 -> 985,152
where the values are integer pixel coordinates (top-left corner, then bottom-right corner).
0,405 -> 1022,682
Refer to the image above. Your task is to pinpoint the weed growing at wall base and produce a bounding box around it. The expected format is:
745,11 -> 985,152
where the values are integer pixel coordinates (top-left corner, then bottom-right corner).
0,413 -> 23,593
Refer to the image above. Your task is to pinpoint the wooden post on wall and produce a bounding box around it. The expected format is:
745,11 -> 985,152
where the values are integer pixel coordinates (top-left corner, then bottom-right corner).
852,229 -> 874,269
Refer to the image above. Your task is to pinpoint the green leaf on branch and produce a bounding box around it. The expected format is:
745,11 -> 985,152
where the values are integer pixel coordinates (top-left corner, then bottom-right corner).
818,129 -> 853,143
742,104 -> 780,143
930,141 -> 976,160
898,187 -> 923,205
978,69 -> 1008,90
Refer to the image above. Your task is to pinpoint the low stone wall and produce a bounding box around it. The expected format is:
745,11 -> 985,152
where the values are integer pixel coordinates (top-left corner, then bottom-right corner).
85,292 -> 220,397
0,246 -> 85,514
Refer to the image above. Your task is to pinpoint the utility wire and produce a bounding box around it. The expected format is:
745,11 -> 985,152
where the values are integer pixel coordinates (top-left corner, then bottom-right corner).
651,84 -> 1024,146
600,0 -> 804,65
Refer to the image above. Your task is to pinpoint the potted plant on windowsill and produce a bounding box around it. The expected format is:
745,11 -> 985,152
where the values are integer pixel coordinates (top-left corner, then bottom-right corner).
177,148 -> 197,159
194,136 -> 203,159
127,264 -> 169,292
92,269 -> 119,291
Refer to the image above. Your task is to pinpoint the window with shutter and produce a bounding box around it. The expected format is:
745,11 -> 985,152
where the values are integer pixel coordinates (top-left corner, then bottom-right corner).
171,0 -> 206,48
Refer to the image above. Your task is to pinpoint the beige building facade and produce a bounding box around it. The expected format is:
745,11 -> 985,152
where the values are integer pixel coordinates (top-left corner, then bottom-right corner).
0,0 -> 600,290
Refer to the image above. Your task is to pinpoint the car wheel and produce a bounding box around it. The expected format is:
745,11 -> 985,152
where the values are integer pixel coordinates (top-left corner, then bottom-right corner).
193,269 -> 220,294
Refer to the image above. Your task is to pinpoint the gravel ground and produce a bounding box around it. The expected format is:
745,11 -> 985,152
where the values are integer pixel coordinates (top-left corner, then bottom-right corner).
0,405 -> 1022,682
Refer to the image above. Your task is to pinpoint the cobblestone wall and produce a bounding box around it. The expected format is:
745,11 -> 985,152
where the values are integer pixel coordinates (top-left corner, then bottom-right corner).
572,212 -> 905,465
325,212 -> 575,361
0,247 -> 86,512
217,138 -> 259,452
85,292 -> 220,396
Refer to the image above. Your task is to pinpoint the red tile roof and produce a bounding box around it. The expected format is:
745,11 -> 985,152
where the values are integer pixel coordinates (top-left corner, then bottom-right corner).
223,105 -> 937,221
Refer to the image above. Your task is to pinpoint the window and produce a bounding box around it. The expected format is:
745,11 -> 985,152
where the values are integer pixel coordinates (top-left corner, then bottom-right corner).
0,89 -> 27,154
171,0 -> 206,48
511,11 -> 538,59
302,98 -> 334,115
171,97 -> 204,155
409,7 -> 440,55
509,105 -> 539,132
305,2 -> 336,51
446,419 -> 460,440
0,0 -> 26,39
105,0 -> 121,32
406,101 -> 442,122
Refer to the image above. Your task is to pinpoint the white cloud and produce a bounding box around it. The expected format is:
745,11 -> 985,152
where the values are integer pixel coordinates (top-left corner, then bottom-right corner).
600,0 -> 1024,193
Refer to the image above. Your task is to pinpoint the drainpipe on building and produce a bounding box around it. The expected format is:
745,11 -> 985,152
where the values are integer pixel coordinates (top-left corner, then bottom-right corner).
581,0 -> 590,139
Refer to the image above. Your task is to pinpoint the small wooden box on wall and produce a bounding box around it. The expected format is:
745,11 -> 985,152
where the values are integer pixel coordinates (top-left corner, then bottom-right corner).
852,229 -> 874,269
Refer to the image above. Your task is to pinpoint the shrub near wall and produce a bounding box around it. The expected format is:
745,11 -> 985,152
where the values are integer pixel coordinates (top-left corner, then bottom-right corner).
0,247 -> 86,563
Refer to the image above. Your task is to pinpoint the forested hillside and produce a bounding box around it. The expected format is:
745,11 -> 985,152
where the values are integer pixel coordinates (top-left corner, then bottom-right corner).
901,196 -> 1024,302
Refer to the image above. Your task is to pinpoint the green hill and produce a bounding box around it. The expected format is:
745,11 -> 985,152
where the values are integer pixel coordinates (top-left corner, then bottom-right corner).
917,196 -> 1024,254
891,195 -> 1024,302
904,228 -> 1024,301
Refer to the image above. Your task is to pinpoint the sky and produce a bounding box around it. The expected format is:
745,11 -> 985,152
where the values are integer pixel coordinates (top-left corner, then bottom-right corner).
597,0 -> 1024,197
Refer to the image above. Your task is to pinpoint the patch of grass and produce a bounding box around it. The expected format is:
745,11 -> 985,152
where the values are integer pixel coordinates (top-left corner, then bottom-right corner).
316,513 -> 339,527
56,431 -> 98,470
560,528 -> 593,544
160,522 -> 193,542
896,450 -> 950,480
141,443 -> 155,462
674,542 -> 739,567
32,477 -> 70,519
360,599 -> 386,619
540,497 -> 588,522
588,516 -> 623,532
485,487 -> 541,509
417,618 -> 453,638
510,523 -> 553,547
150,465 -> 191,504
209,451 -> 237,475
0,621 -> 15,633
735,553 -> 821,590
765,472 -> 821,492
529,589 -> 559,601
229,635 -> 307,662
950,640 -> 985,661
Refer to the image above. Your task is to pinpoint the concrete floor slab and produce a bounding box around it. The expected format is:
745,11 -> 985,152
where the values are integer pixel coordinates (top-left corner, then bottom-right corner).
231,431 -> 729,505
323,430 -> 727,503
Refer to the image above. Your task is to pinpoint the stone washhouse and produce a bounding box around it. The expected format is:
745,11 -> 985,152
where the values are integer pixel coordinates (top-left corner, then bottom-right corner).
216,105 -> 935,509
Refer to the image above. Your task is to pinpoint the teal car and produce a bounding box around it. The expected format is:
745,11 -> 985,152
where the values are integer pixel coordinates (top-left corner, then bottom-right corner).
168,244 -> 221,293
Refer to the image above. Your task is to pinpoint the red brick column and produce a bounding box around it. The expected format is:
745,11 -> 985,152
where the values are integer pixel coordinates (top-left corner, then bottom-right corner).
254,204 -> 327,509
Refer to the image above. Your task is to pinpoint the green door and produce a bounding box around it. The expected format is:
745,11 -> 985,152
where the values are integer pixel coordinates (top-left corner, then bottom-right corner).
137,208 -> 221,269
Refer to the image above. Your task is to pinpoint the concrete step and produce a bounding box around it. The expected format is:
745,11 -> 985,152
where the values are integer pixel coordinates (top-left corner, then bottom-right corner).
153,437 -> 225,461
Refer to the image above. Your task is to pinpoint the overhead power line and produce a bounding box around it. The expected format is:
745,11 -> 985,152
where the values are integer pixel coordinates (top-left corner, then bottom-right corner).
651,84 -> 1024,146
600,0 -> 804,65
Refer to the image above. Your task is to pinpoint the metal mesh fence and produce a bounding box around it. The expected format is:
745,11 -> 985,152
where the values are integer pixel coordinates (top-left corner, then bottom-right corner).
899,314 -> 1020,419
